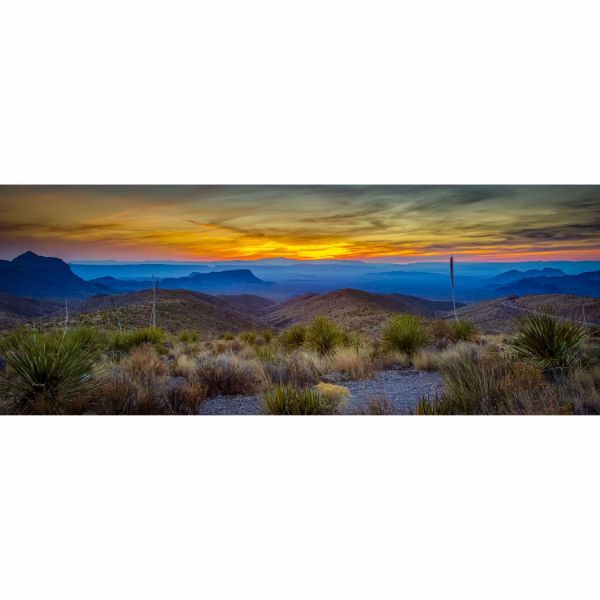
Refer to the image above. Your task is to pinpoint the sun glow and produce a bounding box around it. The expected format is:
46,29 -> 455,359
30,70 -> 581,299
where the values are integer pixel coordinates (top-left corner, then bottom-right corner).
0,185 -> 598,262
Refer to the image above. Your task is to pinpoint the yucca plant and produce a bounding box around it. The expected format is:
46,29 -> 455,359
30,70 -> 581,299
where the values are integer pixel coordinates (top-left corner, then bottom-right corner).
307,316 -> 341,356
382,314 -> 429,356
450,320 -> 479,342
508,312 -> 589,376
263,384 -> 339,415
0,328 -> 101,414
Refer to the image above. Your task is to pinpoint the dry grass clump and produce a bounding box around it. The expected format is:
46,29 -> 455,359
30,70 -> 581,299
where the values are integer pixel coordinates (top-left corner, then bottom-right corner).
356,397 -> 398,415
193,352 -> 268,396
563,366 -> 600,414
314,382 -> 350,406
171,353 -> 196,378
375,350 -> 411,370
327,346 -> 375,380
263,384 -> 340,415
90,365 -> 206,415
416,354 -> 569,415
413,342 -> 481,371
121,345 -> 167,379
258,349 -> 321,387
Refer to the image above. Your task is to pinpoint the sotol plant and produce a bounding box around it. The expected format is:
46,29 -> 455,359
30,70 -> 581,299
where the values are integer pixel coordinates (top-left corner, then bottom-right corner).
508,312 -> 590,376
307,316 -> 341,356
0,328 -> 101,414
382,314 -> 429,356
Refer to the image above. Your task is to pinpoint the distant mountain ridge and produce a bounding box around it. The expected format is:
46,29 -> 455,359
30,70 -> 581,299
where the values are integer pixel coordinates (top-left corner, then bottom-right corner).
0,251 -> 108,299
495,270 -> 600,297
490,268 -> 566,284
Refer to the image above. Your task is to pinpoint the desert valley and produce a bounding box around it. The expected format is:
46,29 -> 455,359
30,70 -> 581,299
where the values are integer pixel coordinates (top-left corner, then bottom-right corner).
0,250 -> 599,415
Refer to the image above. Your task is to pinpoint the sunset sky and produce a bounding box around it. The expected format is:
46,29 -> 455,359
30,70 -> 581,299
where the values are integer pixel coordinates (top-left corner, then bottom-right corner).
0,186 -> 598,262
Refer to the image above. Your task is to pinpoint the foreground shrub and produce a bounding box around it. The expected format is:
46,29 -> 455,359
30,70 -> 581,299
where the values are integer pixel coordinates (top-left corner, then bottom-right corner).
449,320 -> 479,343
121,345 -> 167,380
263,384 -> 340,415
417,354 -> 569,415
194,352 -> 268,396
0,329 -> 100,414
279,324 -> 307,350
90,365 -> 206,415
307,317 -> 341,356
109,327 -> 166,353
382,314 -> 429,356
508,313 -> 589,376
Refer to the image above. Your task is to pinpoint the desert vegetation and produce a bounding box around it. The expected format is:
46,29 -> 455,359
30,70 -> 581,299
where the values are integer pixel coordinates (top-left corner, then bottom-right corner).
0,308 -> 598,415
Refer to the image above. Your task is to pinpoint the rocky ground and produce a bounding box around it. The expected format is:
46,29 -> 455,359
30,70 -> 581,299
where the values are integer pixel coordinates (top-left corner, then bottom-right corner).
197,368 -> 443,415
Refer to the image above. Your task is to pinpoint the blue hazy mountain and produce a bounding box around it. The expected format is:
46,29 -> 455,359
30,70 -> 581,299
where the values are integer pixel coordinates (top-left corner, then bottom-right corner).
494,270 -> 600,297
5,252 -> 599,302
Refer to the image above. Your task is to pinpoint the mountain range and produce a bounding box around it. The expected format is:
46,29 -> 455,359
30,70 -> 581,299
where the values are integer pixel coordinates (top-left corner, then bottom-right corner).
0,252 -> 598,315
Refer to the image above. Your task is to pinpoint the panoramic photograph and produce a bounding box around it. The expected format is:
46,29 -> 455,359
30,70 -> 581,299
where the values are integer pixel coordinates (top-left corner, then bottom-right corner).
0,185 -> 599,415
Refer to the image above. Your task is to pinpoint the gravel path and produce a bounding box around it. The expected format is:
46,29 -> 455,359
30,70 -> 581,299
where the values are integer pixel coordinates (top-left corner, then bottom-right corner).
197,368 -> 443,415
340,369 -> 442,414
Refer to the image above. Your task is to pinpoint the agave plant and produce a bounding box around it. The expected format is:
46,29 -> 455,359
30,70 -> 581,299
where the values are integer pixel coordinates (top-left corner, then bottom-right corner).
508,312 -> 589,376
0,328 -> 100,414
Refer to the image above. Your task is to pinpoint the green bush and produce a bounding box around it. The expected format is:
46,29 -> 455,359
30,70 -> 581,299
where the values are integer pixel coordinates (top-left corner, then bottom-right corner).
382,314 -> 429,355
0,328 -> 101,414
263,384 -> 339,415
178,330 -> 199,343
279,324 -> 307,350
508,313 -> 590,376
261,329 -> 274,344
240,331 -> 257,345
307,317 -> 341,356
450,320 -> 479,342
109,327 -> 166,353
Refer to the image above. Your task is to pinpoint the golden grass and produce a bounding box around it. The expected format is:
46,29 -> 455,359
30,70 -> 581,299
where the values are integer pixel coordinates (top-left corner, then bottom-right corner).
327,347 -> 375,380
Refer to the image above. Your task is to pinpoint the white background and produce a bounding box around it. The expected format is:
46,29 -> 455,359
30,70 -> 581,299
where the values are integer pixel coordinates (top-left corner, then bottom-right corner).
1,1 -> 599,599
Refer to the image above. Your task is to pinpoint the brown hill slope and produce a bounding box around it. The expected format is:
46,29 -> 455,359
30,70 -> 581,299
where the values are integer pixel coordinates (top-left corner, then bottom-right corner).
264,288 -> 456,334
61,290 -> 265,335
216,294 -> 275,315
0,292 -> 62,326
450,294 -> 600,334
